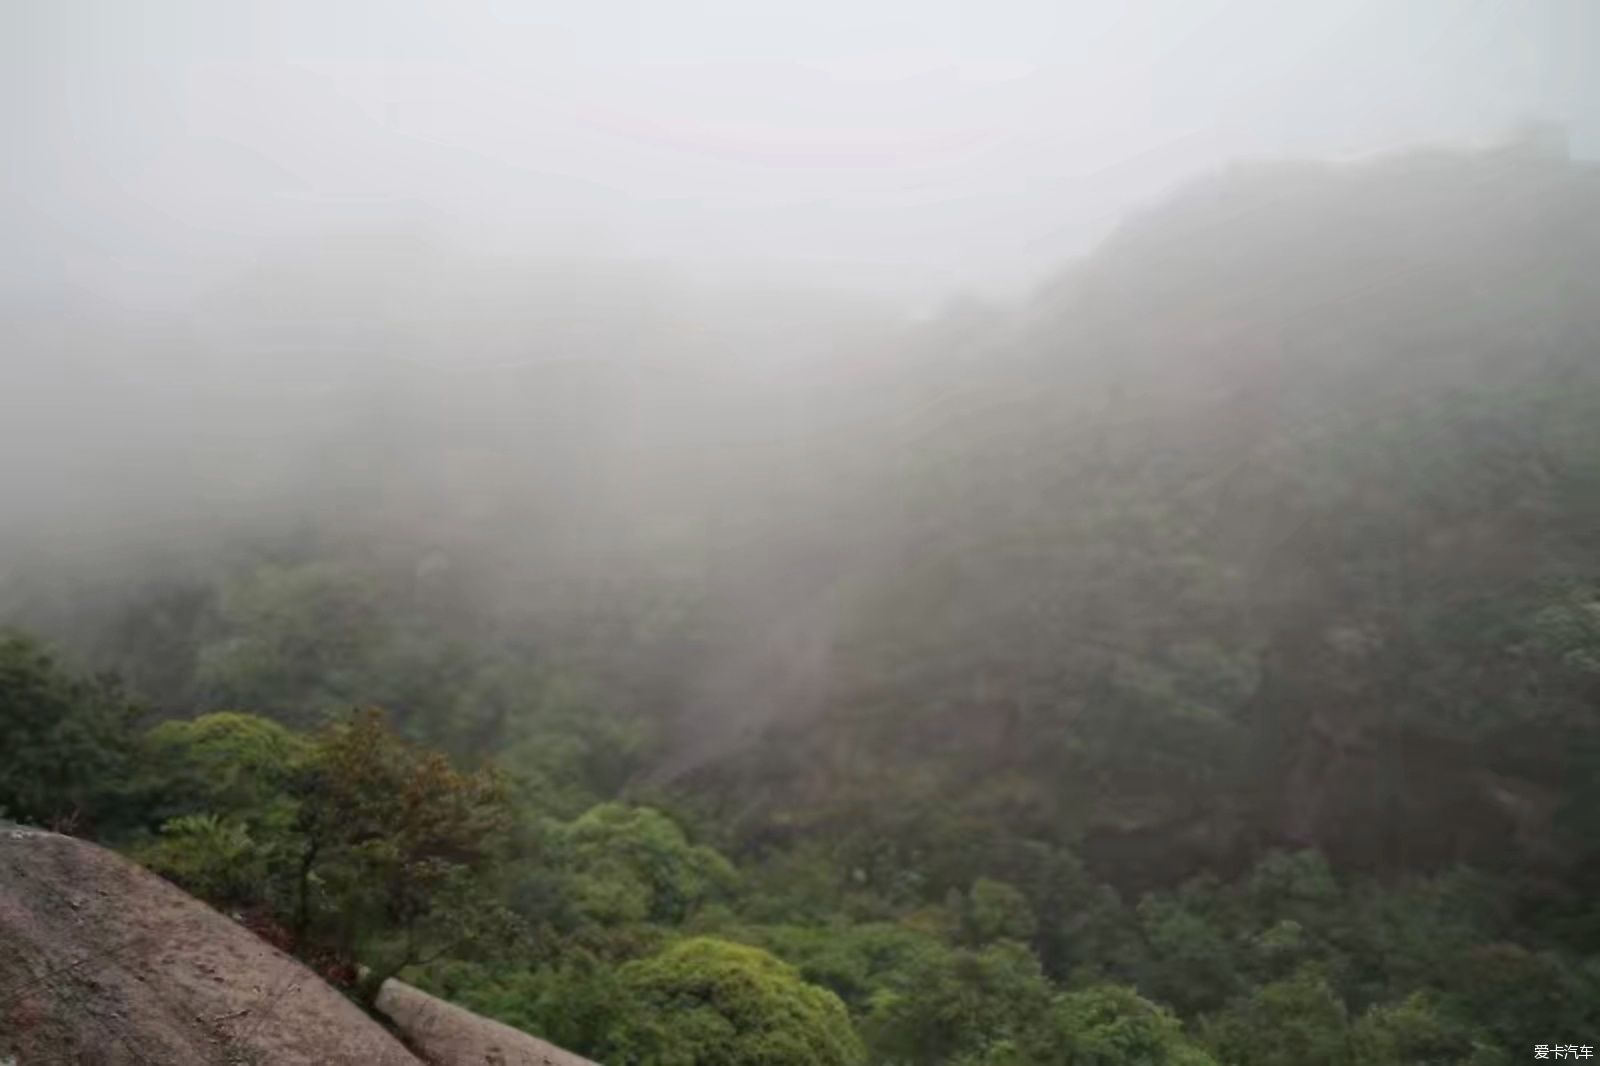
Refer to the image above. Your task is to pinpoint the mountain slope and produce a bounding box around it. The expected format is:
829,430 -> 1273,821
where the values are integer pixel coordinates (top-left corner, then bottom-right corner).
684,137 -> 1600,888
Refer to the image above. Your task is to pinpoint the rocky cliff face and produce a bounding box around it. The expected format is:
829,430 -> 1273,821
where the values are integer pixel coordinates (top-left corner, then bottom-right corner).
0,825 -> 594,1066
376,980 -> 599,1066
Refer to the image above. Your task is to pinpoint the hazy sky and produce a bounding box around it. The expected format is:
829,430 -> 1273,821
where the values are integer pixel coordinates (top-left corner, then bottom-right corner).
4,0 -> 1596,309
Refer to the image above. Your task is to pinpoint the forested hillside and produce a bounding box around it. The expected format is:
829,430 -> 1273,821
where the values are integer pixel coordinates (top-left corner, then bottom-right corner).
6,137 -> 1600,1064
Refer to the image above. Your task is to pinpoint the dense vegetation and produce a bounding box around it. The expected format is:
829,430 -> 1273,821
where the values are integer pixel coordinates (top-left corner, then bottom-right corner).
5,137 -> 1600,1063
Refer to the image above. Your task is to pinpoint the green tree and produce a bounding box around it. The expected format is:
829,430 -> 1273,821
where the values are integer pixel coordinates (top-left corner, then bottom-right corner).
1348,993 -> 1477,1066
193,562 -> 389,724
1135,893 -> 1241,1015
560,803 -> 737,926
615,937 -> 865,1066
137,812 -> 268,906
966,877 -> 1038,944
1025,985 -> 1216,1066
486,665 -> 656,814
1202,968 -> 1350,1066
0,630 -> 140,832
1437,942 -> 1600,1054
129,713 -> 377,931
299,709 -> 519,1003
867,940 -> 1054,1066
140,710 -> 311,829
730,920 -> 951,1015
415,952 -> 637,1058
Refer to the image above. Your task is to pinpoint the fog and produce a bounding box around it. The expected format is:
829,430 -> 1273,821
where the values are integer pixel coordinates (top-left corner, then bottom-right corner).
5,1 -> 1595,307
3,0 -> 1598,765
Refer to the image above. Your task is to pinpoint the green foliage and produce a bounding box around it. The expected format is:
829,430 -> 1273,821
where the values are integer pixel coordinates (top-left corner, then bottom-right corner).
965,878 -> 1037,944
300,708 -> 519,999
491,669 -> 656,816
1134,893 -> 1241,1015
416,953 -> 637,1055
559,803 -> 737,926
0,630 -> 139,831
728,920 -> 952,1015
194,562 -> 389,725
141,711 -> 310,829
737,840 -> 855,925
1437,942 -> 1600,1053
866,939 -> 1053,1066
1348,994 -> 1477,1066
1201,968 -> 1351,1066
190,562 -> 658,809
1248,851 -> 1338,913
614,937 -> 865,1066
1026,985 -> 1216,1066
137,813 -> 268,905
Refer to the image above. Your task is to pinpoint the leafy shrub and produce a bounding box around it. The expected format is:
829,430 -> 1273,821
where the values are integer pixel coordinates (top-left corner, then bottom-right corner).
138,813 -> 268,905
